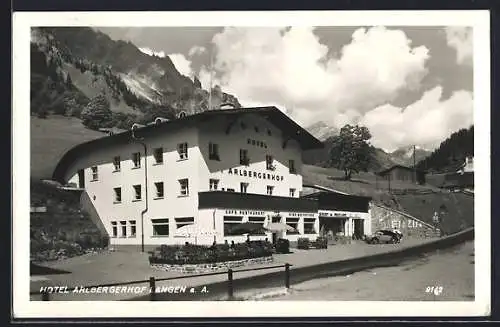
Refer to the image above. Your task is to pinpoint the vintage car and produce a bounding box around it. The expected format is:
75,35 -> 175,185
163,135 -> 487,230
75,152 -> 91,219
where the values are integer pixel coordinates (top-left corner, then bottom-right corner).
365,229 -> 402,244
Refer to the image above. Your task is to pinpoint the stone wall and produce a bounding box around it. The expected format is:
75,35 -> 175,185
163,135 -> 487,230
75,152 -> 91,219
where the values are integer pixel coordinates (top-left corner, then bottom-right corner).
151,256 -> 274,274
370,204 -> 440,238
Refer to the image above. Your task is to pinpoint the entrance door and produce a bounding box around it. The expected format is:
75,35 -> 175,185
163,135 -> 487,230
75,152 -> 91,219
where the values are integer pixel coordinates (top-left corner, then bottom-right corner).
78,169 -> 85,188
353,219 -> 364,240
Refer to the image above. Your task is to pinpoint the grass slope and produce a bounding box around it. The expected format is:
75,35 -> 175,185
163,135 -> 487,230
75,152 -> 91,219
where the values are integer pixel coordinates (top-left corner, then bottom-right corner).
31,115 -> 105,180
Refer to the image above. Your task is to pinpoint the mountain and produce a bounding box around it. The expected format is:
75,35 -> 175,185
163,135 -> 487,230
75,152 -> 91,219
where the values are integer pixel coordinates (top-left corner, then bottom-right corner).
390,146 -> 432,167
30,27 -> 241,129
306,121 -> 339,141
416,126 -> 474,173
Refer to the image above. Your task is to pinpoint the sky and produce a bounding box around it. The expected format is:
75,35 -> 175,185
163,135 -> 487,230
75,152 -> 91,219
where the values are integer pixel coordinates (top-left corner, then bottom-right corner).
97,26 -> 474,152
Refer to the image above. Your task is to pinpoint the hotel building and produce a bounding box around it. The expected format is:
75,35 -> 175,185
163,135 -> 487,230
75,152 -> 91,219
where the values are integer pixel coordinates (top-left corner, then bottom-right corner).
53,107 -> 333,247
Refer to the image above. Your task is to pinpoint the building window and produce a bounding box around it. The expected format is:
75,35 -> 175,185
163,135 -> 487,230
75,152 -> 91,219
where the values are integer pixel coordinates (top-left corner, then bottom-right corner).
175,217 -> 194,229
177,142 -> 188,160
179,179 -> 189,196
224,216 -> 243,236
266,155 -> 275,170
286,218 -> 300,234
111,221 -> 117,238
267,129 -> 272,136
209,179 -> 219,191
304,218 -> 316,234
154,182 -> 164,198
240,182 -> 249,193
240,149 -> 250,166
254,126 -> 259,133
129,220 -> 137,237
266,185 -> 274,195
113,187 -> 122,203
209,143 -> 220,161
248,216 -> 266,235
289,160 -> 296,174
113,156 -> 121,172
152,218 -> 169,237
392,220 -> 401,229
132,152 -> 141,168
153,148 -> 163,164
272,215 -> 282,223
289,188 -> 296,197
120,221 -> 127,237
91,166 -> 98,181
133,185 -> 142,201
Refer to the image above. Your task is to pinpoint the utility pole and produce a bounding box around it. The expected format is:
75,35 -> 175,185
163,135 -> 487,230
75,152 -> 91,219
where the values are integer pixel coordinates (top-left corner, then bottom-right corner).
208,46 -> 214,110
413,144 -> 417,184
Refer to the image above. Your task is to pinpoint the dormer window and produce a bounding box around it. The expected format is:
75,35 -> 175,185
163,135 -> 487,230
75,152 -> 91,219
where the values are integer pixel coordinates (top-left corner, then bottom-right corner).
209,143 -> 220,161
240,149 -> 250,166
153,148 -> 164,164
177,143 -> 188,160
266,155 -> 275,171
254,126 -> 259,133
267,129 -> 272,136
132,152 -> 141,168
289,160 -> 296,174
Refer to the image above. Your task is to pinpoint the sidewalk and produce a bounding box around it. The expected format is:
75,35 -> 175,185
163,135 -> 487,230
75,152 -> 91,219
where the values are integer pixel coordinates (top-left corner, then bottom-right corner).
30,238 -> 432,301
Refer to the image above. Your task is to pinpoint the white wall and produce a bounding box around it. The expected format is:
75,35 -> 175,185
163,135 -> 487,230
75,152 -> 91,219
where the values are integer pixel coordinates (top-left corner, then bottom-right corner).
197,114 -> 303,197
62,112 -> 314,246
65,127 -> 201,245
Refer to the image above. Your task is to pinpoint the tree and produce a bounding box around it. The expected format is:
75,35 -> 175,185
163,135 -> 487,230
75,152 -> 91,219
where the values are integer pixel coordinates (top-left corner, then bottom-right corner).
80,95 -> 113,130
328,124 -> 372,180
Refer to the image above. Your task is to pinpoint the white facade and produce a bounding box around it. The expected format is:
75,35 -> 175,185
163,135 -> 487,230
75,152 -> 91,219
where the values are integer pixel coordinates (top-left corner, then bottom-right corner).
60,110 -> 317,246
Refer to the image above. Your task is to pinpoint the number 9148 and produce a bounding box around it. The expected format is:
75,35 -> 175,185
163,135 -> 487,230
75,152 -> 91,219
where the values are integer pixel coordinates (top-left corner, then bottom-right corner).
425,285 -> 444,295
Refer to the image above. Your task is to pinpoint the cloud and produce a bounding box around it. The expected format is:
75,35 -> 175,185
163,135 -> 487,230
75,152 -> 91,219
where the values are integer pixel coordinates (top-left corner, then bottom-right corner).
201,26 -> 445,149
445,27 -> 473,66
169,53 -> 193,78
360,86 -> 473,152
138,47 -> 166,58
188,45 -> 207,57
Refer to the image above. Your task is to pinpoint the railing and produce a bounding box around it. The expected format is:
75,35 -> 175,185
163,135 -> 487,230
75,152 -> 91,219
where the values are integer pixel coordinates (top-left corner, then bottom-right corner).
31,263 -> 292,301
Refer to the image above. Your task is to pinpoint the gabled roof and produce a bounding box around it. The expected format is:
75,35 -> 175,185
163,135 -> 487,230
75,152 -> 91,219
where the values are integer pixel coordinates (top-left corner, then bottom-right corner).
52,106 -> 323,182
377,164 -> 426,176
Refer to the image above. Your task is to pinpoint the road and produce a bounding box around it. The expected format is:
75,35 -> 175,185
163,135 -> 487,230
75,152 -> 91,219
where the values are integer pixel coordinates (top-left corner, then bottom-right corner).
251,241 -> 474,301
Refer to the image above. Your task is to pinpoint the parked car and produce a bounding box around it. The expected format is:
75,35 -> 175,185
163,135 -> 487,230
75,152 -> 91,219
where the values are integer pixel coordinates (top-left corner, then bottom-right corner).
365,230 -> 402,244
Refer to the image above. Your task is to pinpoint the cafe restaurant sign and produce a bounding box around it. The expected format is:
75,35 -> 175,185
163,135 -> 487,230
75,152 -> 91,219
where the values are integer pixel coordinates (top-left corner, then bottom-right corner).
226,168 -> 284,182
225,210 -> 266,216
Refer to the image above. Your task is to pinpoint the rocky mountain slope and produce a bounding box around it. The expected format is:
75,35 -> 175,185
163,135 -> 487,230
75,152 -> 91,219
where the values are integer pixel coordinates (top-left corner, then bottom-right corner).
30,27 -> 241,128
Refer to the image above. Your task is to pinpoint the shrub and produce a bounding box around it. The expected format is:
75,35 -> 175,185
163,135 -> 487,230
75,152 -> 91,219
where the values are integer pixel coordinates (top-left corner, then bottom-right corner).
297,238 -> 310,250
313,237 -> 328,249
149,240 -> 273,265
275,238 -> 290,254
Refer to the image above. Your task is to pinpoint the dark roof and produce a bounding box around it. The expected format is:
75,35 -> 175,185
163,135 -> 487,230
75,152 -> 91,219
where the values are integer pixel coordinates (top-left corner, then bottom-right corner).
198,191 -> 319,212
302,191 -> 371,212
52,107 -> 323,182
376,164 -> 426,176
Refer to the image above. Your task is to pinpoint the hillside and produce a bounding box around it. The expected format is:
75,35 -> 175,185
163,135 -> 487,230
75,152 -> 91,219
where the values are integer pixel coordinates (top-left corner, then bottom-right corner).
31,116 -> 105,179
417,126 -> 474,173
302,165 -> 474,234
30,27 -> 241,130
302,137 -> 407,172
